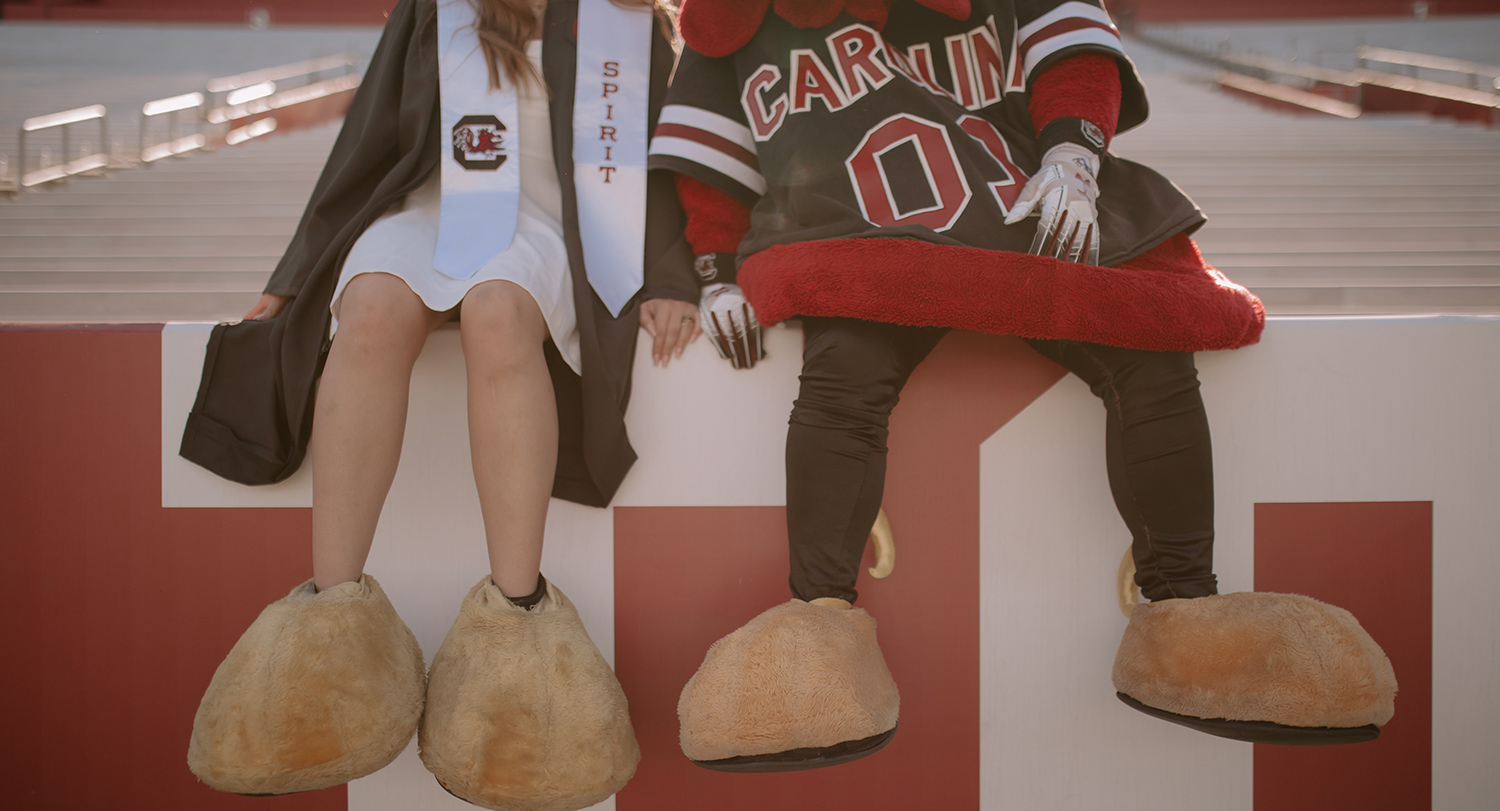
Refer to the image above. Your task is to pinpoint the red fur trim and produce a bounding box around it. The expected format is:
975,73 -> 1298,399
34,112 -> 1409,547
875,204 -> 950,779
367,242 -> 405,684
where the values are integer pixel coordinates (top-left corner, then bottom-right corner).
739,234 -> 1265,352
918,0 -> 971,19
676,174 -> 753,255
680,0 -> 967,55
846,0 -> 890,27
773,0 -> 846,28
1029,53 -> 1122,142
679,0 -> 773,57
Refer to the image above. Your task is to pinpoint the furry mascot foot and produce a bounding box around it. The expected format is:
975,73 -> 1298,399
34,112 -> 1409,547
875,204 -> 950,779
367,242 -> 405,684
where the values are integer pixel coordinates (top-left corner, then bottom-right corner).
187,575 -> 426,794
1112,592 -> 1397,745
678,599 -> 900,772
419,577 -> 639,811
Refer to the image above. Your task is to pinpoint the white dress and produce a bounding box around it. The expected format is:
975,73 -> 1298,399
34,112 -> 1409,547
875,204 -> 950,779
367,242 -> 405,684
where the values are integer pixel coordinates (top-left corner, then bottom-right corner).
330,39 -> 581,374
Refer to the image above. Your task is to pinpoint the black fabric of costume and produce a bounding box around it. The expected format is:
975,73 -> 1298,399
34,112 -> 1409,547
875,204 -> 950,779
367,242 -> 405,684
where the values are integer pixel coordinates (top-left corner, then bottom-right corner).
786,317 -> 1218,604
650,0 -> 1202,267
178,0 -> 697,507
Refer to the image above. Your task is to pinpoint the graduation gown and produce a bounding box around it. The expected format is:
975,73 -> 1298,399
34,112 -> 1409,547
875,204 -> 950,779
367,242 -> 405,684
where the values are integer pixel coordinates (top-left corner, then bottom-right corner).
179,0 -> 697,507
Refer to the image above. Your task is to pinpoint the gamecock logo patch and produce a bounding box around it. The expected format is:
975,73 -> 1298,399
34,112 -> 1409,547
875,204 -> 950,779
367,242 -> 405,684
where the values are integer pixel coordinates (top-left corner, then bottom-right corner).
1081,120 -> 1106,151
452,114 -> 508,170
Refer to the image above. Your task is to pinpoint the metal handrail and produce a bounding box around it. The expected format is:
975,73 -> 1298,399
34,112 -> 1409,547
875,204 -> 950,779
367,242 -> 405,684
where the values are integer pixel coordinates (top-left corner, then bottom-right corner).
1216,72 -> 1362,119
141,91 -> 207,164
205,73 -> 363,125
1130,30 -> 1362,90
1209,51 -> 1497,107
205,53 -> 360,94
1355,69 -> 1500,108
3,52 -> 360,198
17,104 -> 109,191
1213,51 -> 1362,87
225,117 -> 279,147
204,52 -> 362,127
1132,30 -> 1500,120
1356,45 -> 1500,90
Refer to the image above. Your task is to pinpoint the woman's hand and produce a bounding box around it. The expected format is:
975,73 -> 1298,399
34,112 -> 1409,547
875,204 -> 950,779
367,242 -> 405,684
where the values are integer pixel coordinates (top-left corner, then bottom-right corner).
639,297 -> 701,367
244,294 -> 290,321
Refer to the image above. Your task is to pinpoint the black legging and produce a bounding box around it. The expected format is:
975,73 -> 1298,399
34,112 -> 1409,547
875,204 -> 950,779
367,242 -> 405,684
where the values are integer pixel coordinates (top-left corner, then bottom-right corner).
786,317 -> 1218,604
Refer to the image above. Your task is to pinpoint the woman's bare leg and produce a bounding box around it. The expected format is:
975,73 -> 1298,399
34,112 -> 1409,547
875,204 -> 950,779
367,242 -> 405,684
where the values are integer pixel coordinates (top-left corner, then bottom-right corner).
458,280 -> 557,599
312,272 -> 449,591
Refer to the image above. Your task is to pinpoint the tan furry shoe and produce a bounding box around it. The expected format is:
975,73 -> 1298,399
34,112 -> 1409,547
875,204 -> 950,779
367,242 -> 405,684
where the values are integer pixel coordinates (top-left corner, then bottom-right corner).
1112,592 -> 1397,744
678,599 -> 899,772
188,575 -> 426,794
419,577 -> 639,811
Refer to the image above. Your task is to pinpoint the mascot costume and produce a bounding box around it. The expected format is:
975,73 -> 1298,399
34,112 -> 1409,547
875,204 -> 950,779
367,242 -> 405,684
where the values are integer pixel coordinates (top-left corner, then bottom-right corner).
647,0 -> 1397,771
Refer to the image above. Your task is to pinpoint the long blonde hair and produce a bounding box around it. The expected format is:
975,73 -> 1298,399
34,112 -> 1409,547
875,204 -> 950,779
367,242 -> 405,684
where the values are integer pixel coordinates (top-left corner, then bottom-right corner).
468,0 -> 669,91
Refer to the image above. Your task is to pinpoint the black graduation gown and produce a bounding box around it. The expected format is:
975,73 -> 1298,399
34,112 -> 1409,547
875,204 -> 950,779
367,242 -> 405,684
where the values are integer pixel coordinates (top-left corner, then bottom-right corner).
179,0 -> 698,507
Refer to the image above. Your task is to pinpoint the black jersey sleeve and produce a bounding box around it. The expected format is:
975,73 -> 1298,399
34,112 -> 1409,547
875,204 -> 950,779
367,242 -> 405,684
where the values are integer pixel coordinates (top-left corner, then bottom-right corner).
646,46 -> 766,209
1011,0 -> 1149,134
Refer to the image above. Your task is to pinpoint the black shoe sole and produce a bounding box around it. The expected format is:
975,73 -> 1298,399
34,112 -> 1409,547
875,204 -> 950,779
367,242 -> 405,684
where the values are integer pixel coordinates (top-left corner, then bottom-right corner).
1117,692 -> 1381,745
690,725 -> 897,773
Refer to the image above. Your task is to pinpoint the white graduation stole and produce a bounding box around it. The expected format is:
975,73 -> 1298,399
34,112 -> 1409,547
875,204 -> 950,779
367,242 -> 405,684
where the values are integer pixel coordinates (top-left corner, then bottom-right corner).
433,0 -> 652,316
572,0 -> 652,316
434,0 -> 520,279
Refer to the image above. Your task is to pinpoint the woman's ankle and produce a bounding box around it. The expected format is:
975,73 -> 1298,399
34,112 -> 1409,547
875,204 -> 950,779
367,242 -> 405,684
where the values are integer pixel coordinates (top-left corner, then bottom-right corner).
498,573 -> 547,610
312,574 -> 361,594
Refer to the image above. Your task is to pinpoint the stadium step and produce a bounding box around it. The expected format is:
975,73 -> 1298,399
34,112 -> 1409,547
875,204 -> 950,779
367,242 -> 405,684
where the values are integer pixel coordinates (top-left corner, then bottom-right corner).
1109,67 -> 1499,316
0,256 -> 276,273
0,28 -> 1496,321
0,217 -> 302,236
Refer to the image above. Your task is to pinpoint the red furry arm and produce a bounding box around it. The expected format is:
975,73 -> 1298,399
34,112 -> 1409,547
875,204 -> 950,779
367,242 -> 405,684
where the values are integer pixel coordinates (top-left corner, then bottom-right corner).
675,173 -> 752,256
1027,53 -> 1122,144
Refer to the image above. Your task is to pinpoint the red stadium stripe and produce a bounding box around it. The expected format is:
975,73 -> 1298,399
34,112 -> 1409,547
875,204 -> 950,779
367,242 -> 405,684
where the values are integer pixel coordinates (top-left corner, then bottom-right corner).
0,328 -> 339,811
1253,502 -> 1432,811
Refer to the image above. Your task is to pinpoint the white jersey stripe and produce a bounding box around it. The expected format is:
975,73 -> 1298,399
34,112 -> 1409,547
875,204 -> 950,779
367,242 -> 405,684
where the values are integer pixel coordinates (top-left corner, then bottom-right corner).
656,104 -> 759,154
1021,29 -> 1125,83
1016,1 -> 1115,42
649,135 -> 768,195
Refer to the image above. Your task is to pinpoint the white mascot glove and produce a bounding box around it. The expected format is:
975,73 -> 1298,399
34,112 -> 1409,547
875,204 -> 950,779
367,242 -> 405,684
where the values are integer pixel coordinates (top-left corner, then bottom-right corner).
699,282 -> 764,370
1004,142 -> 1102,265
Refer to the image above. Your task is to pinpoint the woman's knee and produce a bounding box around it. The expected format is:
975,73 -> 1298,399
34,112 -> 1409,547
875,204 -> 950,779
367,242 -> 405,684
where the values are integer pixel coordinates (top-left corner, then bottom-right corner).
459,281 -> 548,367
334,273 -> 436,361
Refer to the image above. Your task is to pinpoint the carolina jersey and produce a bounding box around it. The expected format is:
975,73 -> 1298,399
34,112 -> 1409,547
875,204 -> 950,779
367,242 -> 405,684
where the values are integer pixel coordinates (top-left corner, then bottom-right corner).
648,0 -> 1206,267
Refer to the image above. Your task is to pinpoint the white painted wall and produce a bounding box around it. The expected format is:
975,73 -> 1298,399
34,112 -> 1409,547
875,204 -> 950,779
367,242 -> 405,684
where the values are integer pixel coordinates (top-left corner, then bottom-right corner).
162,322 -> 805,811
163,315 -> 1500,809
981,315 -> 1500,810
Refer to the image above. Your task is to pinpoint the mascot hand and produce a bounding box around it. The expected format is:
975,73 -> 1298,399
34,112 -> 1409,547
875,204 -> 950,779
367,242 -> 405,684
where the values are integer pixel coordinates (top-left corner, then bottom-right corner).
1004,142 -> 1101,265
699,283 -> 764,370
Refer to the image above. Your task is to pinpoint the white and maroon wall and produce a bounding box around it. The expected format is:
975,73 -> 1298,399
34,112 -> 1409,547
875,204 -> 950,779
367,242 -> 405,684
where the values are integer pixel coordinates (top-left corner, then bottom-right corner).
2,314 -> 1497,810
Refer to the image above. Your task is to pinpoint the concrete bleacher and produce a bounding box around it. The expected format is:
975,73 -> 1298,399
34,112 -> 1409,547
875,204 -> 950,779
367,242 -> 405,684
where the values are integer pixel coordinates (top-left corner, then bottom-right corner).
0,125 -> 336,320
1115,19 -> 1500,314
0,20 -> 1497,321
0,21 -> 376,320
1135,13 -> 1500,73
0,21 -> 378,134
1112,69 -> 1500,314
